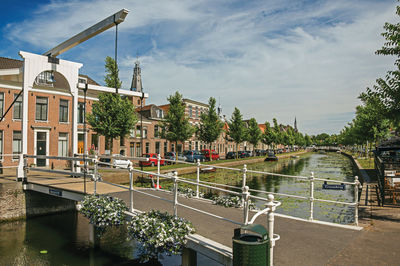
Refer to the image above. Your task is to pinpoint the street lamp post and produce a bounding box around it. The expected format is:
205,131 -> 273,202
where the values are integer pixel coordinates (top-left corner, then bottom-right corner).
83,83 -> 88,194
140,92 -> 144,181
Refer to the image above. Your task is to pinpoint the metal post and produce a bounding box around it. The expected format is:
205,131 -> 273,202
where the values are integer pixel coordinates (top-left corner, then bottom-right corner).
266,194 -> 275,266
242,186 -> 250,225
196,159 -> 200,198
173,171 -> 178,217
93,155 -> 98,195
157,154 -> 161,190
83,83 -> 88,194
129,162 -> 134,212
23,156 -> 28,184
242,164 -> 247,188
354,176 -> 360,226
309,172 -> 314,221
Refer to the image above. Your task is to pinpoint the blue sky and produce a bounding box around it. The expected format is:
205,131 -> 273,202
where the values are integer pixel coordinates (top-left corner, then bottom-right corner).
0,0 -> 397,135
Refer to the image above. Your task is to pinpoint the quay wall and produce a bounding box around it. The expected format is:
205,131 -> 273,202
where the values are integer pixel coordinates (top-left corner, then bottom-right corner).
0,181 -> 76,222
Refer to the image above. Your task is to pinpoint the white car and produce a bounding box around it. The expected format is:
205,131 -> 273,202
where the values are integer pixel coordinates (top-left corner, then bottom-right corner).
112,155 -> 131,168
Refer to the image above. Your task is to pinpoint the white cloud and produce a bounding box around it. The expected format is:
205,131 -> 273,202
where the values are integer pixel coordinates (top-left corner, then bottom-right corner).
3,0 -> 398,135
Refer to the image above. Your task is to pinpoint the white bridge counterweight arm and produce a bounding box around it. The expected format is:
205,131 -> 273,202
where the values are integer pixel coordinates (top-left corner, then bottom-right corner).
43,9 -> 129,57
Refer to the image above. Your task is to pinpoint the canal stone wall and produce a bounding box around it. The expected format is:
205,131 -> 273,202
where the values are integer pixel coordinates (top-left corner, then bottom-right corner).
0,181 -> 76,222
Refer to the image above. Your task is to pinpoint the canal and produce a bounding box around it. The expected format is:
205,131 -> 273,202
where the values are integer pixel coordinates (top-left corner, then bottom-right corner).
0,152 -> 357,265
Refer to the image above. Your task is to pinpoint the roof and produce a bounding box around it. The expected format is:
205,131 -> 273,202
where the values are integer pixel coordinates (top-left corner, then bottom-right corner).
0,56 -> 99,85
183,98 -> 208,107
258,124 -> 266,133
377,137 -> 400,150
0,56 -> 22,69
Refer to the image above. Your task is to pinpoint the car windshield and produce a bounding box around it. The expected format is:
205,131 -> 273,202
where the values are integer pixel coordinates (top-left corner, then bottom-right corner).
183,151 -> 192,156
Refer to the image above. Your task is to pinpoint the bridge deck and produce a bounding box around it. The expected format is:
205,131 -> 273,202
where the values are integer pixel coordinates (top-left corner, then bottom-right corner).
23,175 -> 400,265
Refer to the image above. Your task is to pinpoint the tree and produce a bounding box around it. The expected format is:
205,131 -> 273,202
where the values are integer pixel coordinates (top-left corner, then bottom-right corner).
87,57 -> 137,152
197,97 -> 224,160
87,93 -> 137,151
227,108 -> 246,158
362,5 -> 400,132
247,118 -> 262,155
104,56 -> 122,89
262,122 -> 275,149
161,92 -> 194,158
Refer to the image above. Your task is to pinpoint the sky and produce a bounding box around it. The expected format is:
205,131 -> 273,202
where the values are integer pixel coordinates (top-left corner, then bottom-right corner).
0,0 -> 398,135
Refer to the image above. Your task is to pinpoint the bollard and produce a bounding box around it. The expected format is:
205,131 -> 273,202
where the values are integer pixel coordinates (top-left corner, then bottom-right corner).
242,186 -> 250,225
265,194 -> 276,266
309,172 -> 314,221
196,159 -> 200,198
157,154 -> 161,190
173,171 -> 178,217
129,162 -> 134,212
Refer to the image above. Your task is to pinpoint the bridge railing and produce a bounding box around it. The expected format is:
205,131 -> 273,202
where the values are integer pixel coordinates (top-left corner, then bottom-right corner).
22,154 -> 281,265
153,155 -> 361,226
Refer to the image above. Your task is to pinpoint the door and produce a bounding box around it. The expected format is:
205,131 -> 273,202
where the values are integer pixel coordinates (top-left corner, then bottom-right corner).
36,132 -> 46,167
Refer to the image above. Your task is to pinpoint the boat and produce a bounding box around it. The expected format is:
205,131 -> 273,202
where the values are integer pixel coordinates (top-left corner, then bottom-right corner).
200,166 -> 216,173
265,153 -> 278,162
291,155 -> 300,159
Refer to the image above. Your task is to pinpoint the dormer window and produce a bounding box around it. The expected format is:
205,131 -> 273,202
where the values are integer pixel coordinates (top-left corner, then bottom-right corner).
156,109 -> 164,118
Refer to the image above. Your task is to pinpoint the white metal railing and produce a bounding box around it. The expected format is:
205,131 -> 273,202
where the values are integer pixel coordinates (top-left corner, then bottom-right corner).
0,154 -> 21,169
22,153 -> 281,265
152,155 -> 361,226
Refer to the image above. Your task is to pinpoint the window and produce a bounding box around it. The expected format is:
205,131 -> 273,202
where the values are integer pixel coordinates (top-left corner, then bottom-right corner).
164,142 -> 167,155
35,97 -> 48,121
145,142 -> 149,154
171,143 -> 175,152
130,142 -> 135,157
35,71 -> 54,86
195,107 -> 198,119
91,134 -> 99,150
13,94 -> 22,119
58,133 -> 68,157
59,99 -> 69,122
78,102 -> 85,124
143,126 -> 148,139
78,77 -> 87,84
189,105 -> 192,118
13,131 -> 22,159
155,142 -> 160,154
156,109 -> 163,118
0,93 -> 3,117
154,125 -> 159,138
0,130 -> 3,160
136,143 -> 141,157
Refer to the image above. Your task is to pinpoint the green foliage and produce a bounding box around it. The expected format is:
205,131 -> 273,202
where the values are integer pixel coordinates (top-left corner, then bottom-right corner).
197,97 -> 224,150
227,108 -> 246,153
104,56 -> 122,89
127,210 -> 195,261
262,122 -> 275,147
247,118 -> 262,151
87,93 -> 137,149
161,92 -> 194,147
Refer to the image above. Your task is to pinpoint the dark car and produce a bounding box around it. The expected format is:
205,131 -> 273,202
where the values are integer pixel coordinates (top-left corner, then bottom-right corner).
238,151 -> 250,158
183,150 -> 206,163
226,151 -> 236,159
265,151 -> 278,161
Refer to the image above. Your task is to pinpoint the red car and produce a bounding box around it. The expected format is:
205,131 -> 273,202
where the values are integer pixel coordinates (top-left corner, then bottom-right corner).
139,153 -> 166,167
201,149 -> 220,161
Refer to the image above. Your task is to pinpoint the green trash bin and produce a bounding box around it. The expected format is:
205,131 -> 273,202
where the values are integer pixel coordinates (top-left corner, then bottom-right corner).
232,224 -> 269,266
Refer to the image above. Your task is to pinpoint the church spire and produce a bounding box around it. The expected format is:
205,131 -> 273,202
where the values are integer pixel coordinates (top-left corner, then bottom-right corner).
130,58 -> 142,92
294,117 -> 298,132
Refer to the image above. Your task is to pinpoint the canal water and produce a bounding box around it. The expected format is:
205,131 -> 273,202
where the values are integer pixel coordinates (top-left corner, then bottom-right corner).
0,152 -> 356,265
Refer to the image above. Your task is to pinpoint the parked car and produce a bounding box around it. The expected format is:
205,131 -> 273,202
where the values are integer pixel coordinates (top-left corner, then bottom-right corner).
139,153 -> 166,167
238,151 -> 250,158
201,149 -> 220,161
112,154 -> 131,168
183,150 -> 206,162
265,151 -> 278,162
164,152 -> 187,164
226,151 -> 236,159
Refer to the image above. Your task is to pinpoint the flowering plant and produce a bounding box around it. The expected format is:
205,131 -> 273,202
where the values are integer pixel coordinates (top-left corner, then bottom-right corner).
212,195 -> 258,210
127,210 -> 195,261
171,186 -> 204,198
80,194 -> 128,230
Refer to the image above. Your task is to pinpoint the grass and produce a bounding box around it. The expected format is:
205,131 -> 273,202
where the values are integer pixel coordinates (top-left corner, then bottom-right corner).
357,157 -> 375,169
